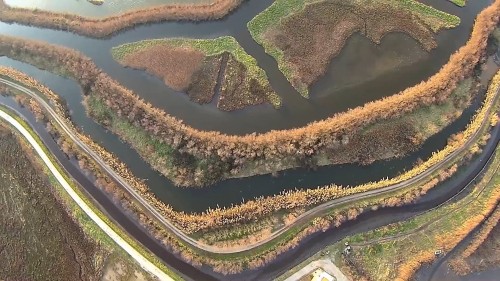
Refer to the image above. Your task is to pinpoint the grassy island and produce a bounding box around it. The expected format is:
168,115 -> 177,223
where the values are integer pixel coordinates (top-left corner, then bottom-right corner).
449,0 -> 467,7
112,36 -> 281,111
248,0 -> 461,97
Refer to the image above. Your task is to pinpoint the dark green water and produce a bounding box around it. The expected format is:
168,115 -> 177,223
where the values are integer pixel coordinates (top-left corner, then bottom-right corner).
0,0 -> 493,213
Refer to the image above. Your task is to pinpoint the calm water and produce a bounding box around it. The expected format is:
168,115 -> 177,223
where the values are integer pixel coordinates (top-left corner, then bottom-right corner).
4,0 -> 213,17
0,0 -> 494,213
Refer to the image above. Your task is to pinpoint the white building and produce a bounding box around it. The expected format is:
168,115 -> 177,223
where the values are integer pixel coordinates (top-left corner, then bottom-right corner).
311,268 -> 335,281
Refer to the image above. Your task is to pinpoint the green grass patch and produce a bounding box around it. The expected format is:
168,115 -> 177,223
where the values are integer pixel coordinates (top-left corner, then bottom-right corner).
111,36 -> 281,108
247,0 -> 460,97
448,0 -> 467,7
333,144 -> 500,281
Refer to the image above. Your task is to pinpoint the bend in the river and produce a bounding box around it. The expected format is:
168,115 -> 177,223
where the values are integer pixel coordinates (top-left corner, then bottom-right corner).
0,0 -> 490,134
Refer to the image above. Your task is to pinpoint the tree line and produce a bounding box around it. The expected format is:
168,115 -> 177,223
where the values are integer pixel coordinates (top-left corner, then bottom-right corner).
0,0 -> 243,38
0,0 -> 499,187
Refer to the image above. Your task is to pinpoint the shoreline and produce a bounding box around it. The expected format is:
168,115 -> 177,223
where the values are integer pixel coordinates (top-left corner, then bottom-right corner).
0,0 -> 243,38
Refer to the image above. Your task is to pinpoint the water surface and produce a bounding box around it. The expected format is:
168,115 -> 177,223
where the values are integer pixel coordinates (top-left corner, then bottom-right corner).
4,0 -> 213,17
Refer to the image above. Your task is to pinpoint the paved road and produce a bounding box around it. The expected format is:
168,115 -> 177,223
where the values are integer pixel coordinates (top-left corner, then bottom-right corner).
1,77 -> 498,254
0,109 -> 174,281
1,77 -> 500,281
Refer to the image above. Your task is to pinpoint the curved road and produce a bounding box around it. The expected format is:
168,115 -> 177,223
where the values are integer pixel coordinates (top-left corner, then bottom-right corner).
0,109 -> 174,281
0,78 -> 499,281
1,77 -> 499,254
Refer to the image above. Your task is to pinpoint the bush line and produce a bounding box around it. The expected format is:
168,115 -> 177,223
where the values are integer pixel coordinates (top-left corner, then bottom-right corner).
0,0 -> 498,187
0,0 -> 244,38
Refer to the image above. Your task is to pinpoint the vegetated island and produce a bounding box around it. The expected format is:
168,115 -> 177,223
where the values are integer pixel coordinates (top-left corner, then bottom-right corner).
449,0 -> 467,7
0,0 -> 243,38
0,0 -> 497,188
112,36 -> 281,111
1,60 -> 498,275
88,0 -> 104,6
248,0 -> 461,97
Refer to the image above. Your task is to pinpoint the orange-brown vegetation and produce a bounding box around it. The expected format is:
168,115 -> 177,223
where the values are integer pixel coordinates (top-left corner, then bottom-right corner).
2,48 -> 498,275
0,0 -> 243,38
2,74 -> 491,276
268,0 -> 437,91
0,0 -> 498,187
121,44 -> 205,92
395,187 -> 500,281
0,62 -> 497,237
449,206 -> 500,275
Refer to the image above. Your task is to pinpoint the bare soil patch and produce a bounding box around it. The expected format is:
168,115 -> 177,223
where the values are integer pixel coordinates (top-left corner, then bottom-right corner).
266,0 -> 437,93
187,54 -> 224,104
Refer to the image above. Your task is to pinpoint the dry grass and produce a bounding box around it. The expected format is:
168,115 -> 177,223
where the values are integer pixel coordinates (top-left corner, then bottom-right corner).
266,0 -> 437,95
0,0 -> 243,37
121,45 -> 205,92
0,126 -> 104,281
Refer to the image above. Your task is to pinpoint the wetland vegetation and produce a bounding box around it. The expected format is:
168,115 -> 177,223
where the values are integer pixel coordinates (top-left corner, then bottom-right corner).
0,123 -> 156,281
248,0 -> 461,97
0,0 -> 497,188
1,0 -> 500,278
0,0 -> 244,37
112,36 -> 281,111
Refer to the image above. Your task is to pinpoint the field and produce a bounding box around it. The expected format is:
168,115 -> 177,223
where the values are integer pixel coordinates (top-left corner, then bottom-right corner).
0,127 -> 102,280
0,124 -> 157,281
248,0 -> 461,97
112,36 -> 282,111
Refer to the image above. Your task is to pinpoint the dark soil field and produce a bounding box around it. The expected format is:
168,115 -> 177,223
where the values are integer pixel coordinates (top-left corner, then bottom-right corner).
265,0 -> 437,93
187,54 -> 224,104
0,126 -> 103,281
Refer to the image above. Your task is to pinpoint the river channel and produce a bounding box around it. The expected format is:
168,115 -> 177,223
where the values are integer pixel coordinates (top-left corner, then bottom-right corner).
0,0 -> 495,213
1,0 -> 499,280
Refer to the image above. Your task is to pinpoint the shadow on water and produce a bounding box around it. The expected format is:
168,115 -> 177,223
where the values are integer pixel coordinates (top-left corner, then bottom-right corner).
2,85 -> 498,281
0,0 -> 492,134
1,55 -> 496,213
0,0 -> 499,279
